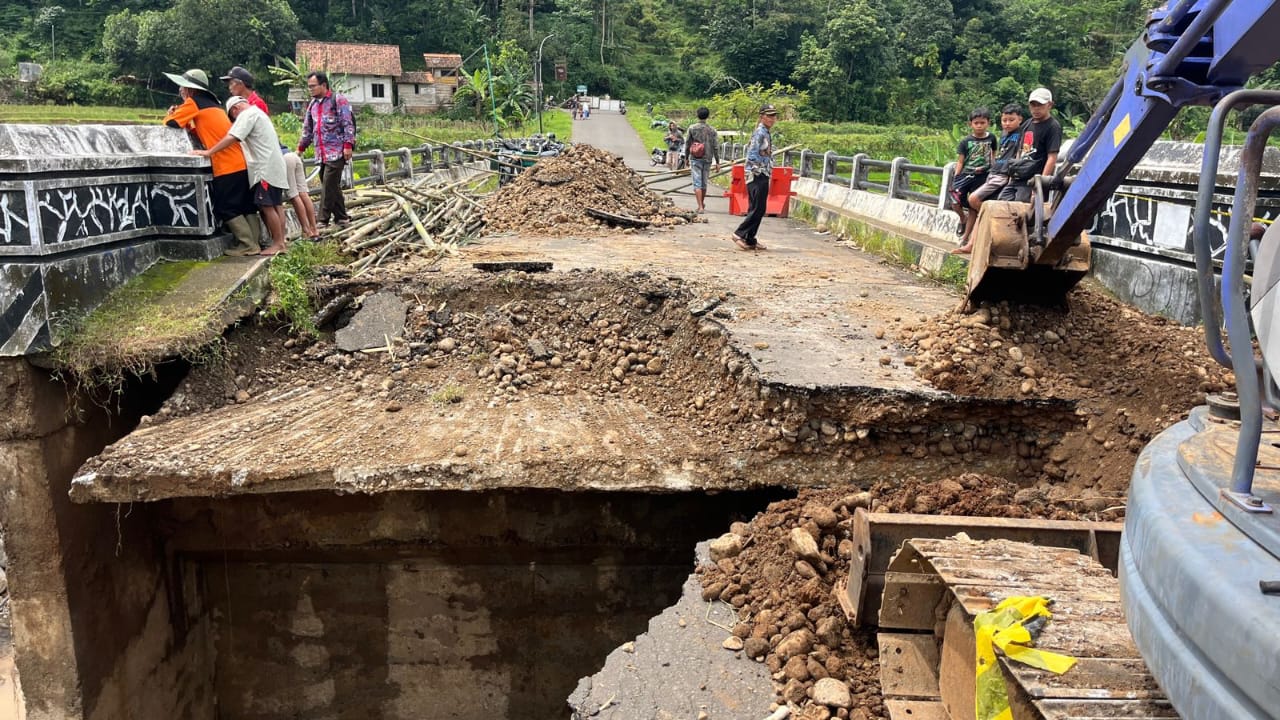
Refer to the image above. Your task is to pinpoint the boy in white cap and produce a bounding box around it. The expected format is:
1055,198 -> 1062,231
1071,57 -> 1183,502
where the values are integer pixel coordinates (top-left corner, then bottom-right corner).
998,87 -> 1062,203
193,96 -> 290,255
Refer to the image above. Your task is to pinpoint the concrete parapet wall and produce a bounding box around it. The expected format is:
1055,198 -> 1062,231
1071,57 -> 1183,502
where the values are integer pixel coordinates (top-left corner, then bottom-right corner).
792,177 -> 957,245
0,125 -> 225,357
1088,140 -> 1280,264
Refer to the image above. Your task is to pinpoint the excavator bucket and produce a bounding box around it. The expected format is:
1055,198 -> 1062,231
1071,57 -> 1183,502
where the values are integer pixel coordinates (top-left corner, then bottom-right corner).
964,201 -> 1091,306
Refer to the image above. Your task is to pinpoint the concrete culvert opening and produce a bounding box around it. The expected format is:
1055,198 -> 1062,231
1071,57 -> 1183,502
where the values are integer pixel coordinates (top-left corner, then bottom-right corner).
153,488 -> 787,719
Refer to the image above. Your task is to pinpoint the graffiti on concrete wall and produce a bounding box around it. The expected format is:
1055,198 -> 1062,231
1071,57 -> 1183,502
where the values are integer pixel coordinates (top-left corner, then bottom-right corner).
150,182 -> 202,228
1090,192 -> 1279,259
0,191 -> 31,247
36,181 -> 203,245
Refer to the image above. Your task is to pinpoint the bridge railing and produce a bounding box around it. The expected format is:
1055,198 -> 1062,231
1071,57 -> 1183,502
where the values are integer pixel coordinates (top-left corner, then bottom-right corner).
300,139 -> 543,189
719,141 -> 956,211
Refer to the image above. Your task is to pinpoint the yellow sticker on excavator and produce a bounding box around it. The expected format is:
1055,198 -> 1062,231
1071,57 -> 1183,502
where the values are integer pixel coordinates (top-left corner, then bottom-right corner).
1113,113 -> 1132,147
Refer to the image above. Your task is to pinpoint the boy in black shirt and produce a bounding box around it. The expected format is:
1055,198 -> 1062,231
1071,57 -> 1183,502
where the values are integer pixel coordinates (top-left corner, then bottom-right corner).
950,107 -> 998,247
998,87 -> 1063,202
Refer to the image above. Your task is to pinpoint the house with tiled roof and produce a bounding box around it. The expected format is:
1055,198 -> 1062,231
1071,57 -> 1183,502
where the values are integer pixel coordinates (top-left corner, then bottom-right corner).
296,40 -> 403,112
395,54 -> 465,113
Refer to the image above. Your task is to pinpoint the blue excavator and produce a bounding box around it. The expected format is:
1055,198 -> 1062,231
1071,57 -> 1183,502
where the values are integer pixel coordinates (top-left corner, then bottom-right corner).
960,1 -> 1280,716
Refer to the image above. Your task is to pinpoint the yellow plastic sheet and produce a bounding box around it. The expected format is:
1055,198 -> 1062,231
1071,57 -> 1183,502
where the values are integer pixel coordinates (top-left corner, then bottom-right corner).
974,596 -> 1077,720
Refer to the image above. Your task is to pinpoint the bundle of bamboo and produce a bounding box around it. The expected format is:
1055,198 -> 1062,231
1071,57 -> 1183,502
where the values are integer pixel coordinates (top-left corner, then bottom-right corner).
330,175 -> 490,277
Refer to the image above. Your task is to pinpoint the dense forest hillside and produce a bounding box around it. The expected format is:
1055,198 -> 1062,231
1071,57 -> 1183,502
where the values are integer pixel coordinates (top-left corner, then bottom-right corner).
0,0 -> 1248,126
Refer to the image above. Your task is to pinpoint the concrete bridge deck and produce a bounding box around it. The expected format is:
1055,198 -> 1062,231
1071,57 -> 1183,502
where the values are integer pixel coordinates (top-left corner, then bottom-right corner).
69,110 -> 1070,504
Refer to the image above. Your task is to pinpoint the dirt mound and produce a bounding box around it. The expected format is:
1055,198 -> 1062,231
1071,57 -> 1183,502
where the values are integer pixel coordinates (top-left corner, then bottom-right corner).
896,285 -> 1235,496
483,144 -> 696,234
868,473 -> 1081,520
697,481 -> 1078,719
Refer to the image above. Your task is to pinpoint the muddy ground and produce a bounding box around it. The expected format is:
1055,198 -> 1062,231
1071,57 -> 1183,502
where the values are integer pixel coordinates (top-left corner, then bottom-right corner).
694,284 -> 1235,718
131,263 -> 1233,719
96,149 -> 1237,718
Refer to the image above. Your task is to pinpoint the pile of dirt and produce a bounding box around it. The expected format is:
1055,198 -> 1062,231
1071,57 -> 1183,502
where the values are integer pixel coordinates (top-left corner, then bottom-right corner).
149,270 -> 758,436
867,472 -> 1082,520
895,285 -> 1235,495
483,144 -> 697,234
697,480 -> 1078,719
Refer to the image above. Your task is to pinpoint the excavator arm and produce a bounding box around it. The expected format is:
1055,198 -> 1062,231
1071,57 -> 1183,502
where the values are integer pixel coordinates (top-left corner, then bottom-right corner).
968,0 -> 1280,300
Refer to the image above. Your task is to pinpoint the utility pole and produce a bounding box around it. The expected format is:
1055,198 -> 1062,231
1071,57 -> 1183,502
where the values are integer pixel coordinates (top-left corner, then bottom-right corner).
529,0 -> 535,42
536,33 -> 554,136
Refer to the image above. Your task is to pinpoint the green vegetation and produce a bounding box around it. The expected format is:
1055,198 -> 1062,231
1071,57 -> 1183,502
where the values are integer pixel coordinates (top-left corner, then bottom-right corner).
0,0 -> 1183,124
266,239 -> 346,335
430,385 -> 466,405
51,259 -> 224,384
2,0 -> 1274,142
0,104 -> 166,123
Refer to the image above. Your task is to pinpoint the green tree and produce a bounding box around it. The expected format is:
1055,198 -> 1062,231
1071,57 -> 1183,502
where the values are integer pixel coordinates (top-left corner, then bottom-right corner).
104,0 -> 299,83
792,0 -> 892,121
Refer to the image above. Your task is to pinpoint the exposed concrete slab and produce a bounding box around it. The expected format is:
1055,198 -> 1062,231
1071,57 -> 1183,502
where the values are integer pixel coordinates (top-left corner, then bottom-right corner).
335,291 -> 409,352
67,112 -> 1080,504
567,542 -> 774,720
37,255 -> 269,375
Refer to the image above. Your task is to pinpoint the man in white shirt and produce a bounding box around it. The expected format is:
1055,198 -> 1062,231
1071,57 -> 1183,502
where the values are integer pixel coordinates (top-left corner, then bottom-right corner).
193,96 -> 290,255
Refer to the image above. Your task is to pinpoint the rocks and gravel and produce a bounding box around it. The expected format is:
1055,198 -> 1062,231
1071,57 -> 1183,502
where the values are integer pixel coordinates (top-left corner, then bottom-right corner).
484,145 -> 698,234
697,479 -> 1081,719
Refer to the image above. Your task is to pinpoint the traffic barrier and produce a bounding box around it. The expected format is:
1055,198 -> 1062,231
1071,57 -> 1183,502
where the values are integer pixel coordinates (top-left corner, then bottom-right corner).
724,165 -> 797,217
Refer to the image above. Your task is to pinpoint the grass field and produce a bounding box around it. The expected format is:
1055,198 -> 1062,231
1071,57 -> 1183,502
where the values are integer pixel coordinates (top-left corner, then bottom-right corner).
0,104 -> 168,124
0,104 -> 572,149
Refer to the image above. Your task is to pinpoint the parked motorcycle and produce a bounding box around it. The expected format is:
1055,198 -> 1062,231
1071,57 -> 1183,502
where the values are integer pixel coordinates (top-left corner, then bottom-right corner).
493,134 -> 566,186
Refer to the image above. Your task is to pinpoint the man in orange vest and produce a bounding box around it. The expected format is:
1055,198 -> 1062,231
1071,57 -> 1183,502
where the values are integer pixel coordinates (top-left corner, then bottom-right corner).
162,68 -> 260,255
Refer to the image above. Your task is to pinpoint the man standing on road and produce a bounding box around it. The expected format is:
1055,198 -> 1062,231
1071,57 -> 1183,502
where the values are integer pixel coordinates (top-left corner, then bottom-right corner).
193,96 -> 291,255
683,106 -> 721,214
221,66 -> 269,115
298,71 -> 355,227
732,104 -> 777,251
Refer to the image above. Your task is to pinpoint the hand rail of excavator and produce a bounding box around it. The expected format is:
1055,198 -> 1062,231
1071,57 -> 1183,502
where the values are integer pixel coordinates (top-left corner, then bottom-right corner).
1222,106 -> 1280,502
1195,90 -> 1280,371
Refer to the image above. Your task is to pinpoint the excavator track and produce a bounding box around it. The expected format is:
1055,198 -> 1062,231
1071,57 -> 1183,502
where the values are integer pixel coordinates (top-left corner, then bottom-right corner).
846,532 -> 1174,720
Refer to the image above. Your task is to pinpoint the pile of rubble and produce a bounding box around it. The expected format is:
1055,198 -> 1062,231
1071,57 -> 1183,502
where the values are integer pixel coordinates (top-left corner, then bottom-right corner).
483,144 -> 697,234
895,286 -> 1235,495
698,478 -> 1079,720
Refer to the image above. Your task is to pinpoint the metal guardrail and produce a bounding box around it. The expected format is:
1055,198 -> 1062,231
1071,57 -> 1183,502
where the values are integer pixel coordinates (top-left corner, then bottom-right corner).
718,141 -> 957,210
300,138 -> 542,190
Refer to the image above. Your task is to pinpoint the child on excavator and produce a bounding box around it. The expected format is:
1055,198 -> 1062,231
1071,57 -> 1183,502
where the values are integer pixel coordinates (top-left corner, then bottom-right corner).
949,108 -> 998,252
954,104 -> 1024,255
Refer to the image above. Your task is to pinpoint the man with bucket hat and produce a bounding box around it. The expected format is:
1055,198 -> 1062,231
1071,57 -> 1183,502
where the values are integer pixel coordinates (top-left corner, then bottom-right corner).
162,68 -> 261,255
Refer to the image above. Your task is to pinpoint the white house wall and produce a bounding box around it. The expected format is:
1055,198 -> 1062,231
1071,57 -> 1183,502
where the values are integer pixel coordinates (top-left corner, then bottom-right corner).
343,74 -> 395,111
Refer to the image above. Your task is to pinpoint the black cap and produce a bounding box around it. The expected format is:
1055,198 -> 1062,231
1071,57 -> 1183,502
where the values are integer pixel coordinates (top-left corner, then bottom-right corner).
220,66 -> 254,86
759,104 -> 778,116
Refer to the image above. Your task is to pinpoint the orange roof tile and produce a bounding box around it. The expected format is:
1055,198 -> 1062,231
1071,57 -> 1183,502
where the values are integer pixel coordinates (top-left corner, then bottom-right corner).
297,41 -> 403,77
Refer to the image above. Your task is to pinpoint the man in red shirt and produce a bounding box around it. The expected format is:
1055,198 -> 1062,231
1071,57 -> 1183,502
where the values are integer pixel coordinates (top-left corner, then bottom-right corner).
220,66 -> 269,115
